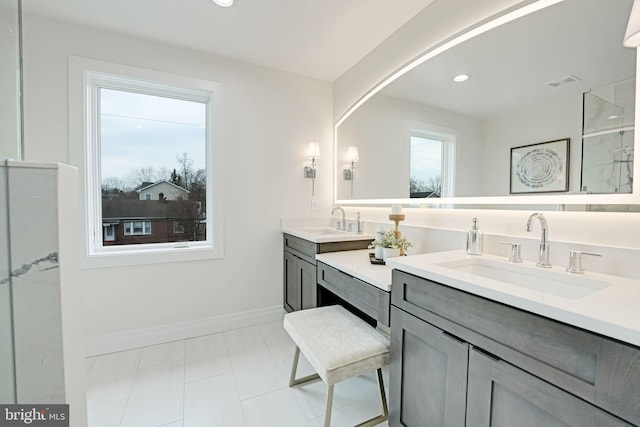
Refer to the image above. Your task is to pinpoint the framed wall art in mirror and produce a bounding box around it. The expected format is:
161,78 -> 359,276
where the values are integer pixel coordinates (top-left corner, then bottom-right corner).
510,138 -> 569,194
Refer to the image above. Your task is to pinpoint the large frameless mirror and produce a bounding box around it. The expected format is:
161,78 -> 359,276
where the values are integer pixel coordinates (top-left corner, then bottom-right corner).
335,0 -> 637,209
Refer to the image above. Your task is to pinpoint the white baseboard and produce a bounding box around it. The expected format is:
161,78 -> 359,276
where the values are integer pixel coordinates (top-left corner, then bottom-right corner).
84,305 -> 285,357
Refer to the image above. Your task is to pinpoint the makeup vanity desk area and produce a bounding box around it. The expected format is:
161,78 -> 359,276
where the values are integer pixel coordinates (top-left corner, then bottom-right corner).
315,249 -> 393,327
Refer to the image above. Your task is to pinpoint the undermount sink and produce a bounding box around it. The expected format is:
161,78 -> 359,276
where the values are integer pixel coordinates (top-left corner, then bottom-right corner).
297,227 -> 349,235
282,221 -> 375,244
437,257 -> 611,299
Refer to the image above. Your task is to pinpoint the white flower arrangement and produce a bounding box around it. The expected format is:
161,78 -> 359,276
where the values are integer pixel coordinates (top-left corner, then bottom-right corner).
368,230 -> 412,250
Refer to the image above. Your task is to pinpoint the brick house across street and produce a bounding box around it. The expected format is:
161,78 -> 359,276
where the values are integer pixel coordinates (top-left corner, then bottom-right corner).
102,181 -> 204,245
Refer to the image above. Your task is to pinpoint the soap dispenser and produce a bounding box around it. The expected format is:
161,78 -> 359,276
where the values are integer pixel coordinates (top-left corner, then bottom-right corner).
466,218 -> 483,255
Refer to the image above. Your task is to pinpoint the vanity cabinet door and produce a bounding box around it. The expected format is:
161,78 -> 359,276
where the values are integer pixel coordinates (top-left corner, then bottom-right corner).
283,251 -> 300,312
466,347 -> 635,427
284,252 -> 316,312
299,258 -> 317,310
390,307 -> 468,427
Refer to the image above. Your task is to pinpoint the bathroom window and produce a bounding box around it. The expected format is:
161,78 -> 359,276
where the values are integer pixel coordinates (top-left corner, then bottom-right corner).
70,57 -> 224,267
409,129 -> 455,198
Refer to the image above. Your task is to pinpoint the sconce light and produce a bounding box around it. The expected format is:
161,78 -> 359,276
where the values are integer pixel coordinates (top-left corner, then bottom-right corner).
304,141 -> 320,196
624,0 -> 640,47
343,146 -> 359,197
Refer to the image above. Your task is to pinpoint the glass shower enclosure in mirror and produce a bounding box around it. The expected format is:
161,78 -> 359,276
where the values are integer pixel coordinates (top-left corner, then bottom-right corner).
335,0 -> 637,206
582,80 -> 635,194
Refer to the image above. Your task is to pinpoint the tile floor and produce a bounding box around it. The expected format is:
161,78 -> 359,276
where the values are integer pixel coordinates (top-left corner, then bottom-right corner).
85,320 -> 390,427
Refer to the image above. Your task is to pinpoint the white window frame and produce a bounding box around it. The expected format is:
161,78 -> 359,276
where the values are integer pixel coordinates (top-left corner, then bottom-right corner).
69,57 -> 224,268
144,193 -> 152,200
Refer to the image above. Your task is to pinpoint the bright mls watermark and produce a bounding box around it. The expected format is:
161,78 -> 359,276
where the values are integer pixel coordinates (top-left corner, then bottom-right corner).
0,405 -> 68,426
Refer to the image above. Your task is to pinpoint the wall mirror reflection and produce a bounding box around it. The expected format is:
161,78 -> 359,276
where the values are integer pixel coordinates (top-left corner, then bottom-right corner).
335,0 -> 636,205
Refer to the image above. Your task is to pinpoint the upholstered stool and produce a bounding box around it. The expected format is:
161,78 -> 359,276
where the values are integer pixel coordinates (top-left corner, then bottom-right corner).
283,305 -> 390,427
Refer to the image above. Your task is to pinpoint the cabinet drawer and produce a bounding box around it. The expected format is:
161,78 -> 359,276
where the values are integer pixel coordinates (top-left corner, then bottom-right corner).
283,234 -> 371,263
392,269 -> 640,426
316,239 -> 371,254
283,234 -> 317,263
318,262 -> 390,326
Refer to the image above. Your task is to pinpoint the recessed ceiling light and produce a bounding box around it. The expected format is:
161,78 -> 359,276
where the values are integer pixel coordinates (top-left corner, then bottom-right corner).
212,0 -> 233,7
452,74 -> 470,83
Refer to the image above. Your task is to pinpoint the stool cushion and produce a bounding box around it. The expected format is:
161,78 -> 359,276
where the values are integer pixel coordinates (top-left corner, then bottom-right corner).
284,305 -> 390,385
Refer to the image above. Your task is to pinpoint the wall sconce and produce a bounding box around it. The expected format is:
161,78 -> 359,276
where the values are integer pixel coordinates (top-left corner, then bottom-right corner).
304,141 -> 320,196
624,0 -> 640,47
343,146 -> 359,197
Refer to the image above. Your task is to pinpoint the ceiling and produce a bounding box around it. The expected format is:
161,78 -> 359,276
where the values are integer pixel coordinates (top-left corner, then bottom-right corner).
22,0 -> 434,82
380,0 -> 635,119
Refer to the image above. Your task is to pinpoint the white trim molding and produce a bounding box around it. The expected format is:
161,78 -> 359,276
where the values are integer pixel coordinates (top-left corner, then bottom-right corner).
84,305 -> 285,357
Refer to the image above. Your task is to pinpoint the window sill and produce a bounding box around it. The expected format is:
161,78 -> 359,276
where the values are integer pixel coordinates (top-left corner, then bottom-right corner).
81,243 -> 223,269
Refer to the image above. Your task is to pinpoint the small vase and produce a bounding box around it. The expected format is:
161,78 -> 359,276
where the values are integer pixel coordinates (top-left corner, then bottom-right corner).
382,247 -> 400,261
374,246 -> 384,260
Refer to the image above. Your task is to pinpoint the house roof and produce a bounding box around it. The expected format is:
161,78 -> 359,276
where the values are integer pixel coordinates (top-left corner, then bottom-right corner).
102,199 -> 199,221
136,180 -> 190,194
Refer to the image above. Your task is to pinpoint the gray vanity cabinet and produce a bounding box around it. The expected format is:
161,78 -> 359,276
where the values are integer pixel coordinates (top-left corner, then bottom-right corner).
389,307 -> 468,427
390,269 -> 640,427
284,251 -> 315,312
283,233 -> 370,313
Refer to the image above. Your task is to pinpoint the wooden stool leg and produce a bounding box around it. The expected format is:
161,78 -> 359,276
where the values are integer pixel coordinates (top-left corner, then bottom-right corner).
324,384 -> 335,427
289,346 -> 320,387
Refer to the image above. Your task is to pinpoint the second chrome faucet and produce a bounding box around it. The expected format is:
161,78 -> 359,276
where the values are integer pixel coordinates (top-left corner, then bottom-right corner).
526,212 -> 552,268
331,206 -> 346,231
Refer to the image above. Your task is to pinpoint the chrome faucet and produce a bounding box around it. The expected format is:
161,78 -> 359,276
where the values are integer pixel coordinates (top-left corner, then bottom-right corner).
331,207 -> 346,231
526,212 -> 551,268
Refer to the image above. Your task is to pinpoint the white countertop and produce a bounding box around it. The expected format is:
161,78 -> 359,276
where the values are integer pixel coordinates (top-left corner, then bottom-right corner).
387,250 -> 640,347
316,249 -> 393,292
282,226 -> 375,244
281,217 -> 375,244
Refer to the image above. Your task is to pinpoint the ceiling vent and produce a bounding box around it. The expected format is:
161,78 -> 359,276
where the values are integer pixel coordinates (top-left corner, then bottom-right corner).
546,75 -> 581,88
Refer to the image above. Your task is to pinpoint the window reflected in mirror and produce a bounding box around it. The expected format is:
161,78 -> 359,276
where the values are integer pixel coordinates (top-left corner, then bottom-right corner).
410,129 -> 455,198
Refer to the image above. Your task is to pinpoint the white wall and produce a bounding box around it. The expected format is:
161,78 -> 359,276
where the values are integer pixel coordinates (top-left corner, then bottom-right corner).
22,14 -> 333,353
482,91 -> 583,195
